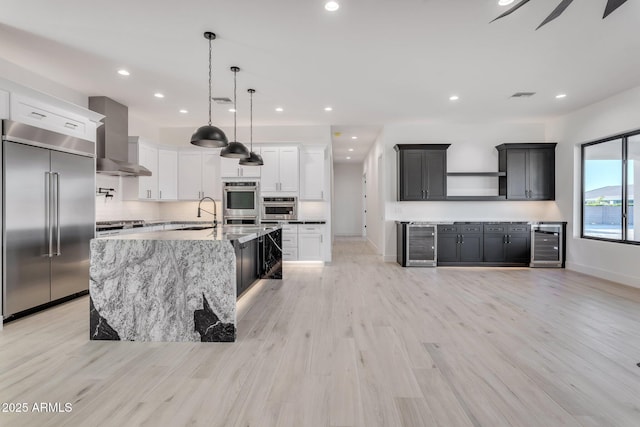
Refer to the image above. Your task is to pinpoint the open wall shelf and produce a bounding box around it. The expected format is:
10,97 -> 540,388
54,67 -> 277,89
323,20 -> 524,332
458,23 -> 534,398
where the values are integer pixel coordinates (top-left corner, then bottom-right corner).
446,171 -> 506,177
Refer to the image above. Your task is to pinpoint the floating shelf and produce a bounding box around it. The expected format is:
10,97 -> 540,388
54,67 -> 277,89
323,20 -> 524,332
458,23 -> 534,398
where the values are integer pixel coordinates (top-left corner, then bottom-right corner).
445,196 -> 507,201
446,172 -> 506,177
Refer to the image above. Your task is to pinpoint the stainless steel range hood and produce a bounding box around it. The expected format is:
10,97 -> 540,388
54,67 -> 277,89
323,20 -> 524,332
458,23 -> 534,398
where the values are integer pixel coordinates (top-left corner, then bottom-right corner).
89,96 -> 151,177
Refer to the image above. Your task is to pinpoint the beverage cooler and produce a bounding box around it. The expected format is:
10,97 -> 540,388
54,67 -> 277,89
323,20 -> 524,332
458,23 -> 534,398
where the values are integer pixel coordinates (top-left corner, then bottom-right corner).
530,222 -> 566,268
396,222 -> 437,267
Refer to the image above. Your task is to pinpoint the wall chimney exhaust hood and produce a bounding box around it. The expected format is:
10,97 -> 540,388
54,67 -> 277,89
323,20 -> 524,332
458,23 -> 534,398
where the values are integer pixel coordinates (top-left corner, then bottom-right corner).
88,96 -> 151,176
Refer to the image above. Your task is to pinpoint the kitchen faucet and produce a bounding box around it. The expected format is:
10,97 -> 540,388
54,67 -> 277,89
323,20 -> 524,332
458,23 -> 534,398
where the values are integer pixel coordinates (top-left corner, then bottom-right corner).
197,197 -> 218,229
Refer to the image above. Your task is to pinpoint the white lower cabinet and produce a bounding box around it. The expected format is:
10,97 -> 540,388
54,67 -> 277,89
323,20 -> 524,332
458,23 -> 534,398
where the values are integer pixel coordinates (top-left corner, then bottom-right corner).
297,225 -> 325,261
282,224 -> 298,261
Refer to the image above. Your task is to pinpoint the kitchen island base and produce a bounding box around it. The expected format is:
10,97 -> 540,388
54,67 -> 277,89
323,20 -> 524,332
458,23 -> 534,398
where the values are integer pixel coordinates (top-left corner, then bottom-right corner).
89,226 -> 282,343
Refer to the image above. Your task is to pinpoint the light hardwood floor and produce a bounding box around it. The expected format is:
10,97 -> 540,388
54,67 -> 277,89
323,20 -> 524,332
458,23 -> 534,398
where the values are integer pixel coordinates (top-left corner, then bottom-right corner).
2,239 -> 640,426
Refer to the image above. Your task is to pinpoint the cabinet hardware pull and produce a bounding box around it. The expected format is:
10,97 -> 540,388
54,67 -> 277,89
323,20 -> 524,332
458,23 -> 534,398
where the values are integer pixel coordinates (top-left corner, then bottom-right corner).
159,190 -> 162,199
64,122 -> 78,129
30,111 -> 46,119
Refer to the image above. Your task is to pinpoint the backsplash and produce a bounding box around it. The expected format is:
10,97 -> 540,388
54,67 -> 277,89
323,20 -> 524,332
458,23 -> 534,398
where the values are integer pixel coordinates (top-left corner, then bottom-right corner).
95,175 -> 160,221
96,175 -> 222,221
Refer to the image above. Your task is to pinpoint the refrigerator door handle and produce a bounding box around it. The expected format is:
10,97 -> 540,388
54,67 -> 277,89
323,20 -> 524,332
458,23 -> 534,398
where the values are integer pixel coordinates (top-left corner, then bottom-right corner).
54,172 -> 61,256
45,171 -> 53,257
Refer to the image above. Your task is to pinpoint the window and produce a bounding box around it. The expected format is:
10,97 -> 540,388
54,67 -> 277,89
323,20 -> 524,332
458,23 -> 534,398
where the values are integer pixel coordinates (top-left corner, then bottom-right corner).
582,132 -> 638,244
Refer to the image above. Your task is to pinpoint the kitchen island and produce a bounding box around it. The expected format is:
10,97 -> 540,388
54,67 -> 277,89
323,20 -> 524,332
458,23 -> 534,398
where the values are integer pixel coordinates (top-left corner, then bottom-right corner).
89,225 -> 282,343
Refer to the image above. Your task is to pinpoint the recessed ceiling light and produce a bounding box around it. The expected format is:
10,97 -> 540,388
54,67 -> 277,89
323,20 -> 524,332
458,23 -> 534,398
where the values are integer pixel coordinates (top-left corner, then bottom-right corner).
325,1 -> 339,12
154,93 -> 164,98
117,69 -> 130,76
324,106 -> 333,111
228,108 -> 236,112
449,95 -> 459,101
179,109 -> 188,114
346,156 -> 351,160
351,136 -> 358,140
498,0 -> 514,6
275,107 -> 284,112
348,148 -> 354,152
556,93 -> 567,99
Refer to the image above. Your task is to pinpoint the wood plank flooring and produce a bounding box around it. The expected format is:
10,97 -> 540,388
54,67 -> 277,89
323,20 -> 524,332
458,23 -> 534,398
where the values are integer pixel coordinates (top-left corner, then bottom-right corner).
2,239 -> 640,426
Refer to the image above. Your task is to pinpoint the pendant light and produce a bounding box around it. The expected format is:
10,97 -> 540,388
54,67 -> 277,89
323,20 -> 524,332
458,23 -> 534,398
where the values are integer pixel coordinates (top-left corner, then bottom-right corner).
239,89 -> 264,166
220,66 -> 250,158
190,32 -> 228,148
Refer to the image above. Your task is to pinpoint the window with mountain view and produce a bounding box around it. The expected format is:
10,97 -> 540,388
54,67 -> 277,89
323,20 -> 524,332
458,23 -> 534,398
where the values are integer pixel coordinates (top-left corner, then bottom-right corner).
582,133 -> 637,244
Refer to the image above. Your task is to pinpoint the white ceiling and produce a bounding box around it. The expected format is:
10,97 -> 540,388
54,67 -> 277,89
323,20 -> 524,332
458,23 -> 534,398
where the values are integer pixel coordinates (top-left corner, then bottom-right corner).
1,0 -> 640,164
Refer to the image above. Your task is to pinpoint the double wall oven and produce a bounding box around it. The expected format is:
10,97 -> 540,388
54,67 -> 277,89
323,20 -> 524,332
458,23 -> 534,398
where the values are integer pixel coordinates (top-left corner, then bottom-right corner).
223,181 -> 259,225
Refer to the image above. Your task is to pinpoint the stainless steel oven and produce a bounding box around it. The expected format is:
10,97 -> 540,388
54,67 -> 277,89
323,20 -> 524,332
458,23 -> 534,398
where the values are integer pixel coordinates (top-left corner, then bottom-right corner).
223,181 -> 259,219
262,197 -> 297,220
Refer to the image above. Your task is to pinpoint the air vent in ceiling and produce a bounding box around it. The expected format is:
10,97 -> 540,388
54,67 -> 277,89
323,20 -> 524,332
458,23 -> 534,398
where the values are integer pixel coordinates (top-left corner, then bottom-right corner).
212,97 -> 232,104
511,92 -> 536,98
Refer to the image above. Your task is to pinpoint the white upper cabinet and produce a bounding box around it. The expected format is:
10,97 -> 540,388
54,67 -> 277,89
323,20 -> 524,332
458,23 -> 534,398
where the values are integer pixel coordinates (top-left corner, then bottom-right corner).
9,93 -> 98,142
157,149 -> 177,200
220,148 -> 261,179
260,146 -> 299,195
300,147 -> 325,200
136,142 -> 158,200
202,152 -> 221,199
178,150 -> 221,200
178,151 -> 202,200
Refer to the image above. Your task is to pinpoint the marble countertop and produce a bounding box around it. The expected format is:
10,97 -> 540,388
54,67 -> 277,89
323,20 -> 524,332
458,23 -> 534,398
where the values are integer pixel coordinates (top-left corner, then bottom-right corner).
97,224 -> 282,244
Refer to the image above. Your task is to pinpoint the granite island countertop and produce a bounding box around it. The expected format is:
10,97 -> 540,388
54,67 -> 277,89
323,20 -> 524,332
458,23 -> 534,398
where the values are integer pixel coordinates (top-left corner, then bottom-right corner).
98,224 -> 282,243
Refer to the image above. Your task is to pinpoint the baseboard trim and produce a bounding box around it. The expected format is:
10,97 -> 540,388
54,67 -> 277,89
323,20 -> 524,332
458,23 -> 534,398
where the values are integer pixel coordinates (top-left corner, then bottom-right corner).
566,261 -> 640,289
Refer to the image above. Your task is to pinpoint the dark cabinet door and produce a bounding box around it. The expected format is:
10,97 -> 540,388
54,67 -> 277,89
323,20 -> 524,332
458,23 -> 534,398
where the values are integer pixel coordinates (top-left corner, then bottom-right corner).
528,148 -> 554,200
425,151 -> 446,200
506,149 -> 528,200
505,226 -> 530,264
400,149 -> 425,201
483,234 -> 506,262
437,233 -> 459,263
235,243 -> 243,297
459,233 -> 483,262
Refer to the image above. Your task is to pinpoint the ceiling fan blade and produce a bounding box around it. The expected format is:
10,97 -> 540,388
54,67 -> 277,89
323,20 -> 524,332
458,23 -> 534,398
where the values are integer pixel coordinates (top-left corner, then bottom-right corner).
536,0 -> 575,30
490,0 -> 532,23
603,0 -> 628,18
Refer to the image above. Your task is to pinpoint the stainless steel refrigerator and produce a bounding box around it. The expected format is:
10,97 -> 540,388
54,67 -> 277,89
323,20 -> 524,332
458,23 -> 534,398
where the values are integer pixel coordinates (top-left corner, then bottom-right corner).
2,120 -> 95,318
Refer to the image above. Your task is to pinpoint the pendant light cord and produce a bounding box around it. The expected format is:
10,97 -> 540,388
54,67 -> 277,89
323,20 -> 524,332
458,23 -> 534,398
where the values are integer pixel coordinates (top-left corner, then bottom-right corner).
208,37 -> 212,126
249,89 -> 253,150
233,68 -> 237,142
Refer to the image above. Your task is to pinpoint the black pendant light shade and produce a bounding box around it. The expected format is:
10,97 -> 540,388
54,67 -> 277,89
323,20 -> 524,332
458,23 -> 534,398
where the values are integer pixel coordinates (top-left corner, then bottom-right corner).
191,31 -> 228,148
220,141 -> 250,158
240,88 -> 264,166
220,66 -> 250,159
190,125 -> 228,147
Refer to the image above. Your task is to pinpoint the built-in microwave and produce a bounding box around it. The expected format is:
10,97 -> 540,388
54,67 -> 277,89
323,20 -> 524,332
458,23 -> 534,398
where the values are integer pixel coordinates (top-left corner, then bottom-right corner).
262,196 -> 297,220
223,181 -> 259,219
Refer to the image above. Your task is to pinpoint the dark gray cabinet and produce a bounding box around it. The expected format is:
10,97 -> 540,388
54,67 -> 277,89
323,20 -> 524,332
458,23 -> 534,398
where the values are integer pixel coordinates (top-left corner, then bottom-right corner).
395,144 -> 450,201
235,238 -> 258,298
437,224 -> 483,265
483,223 -> 530,265
497,143 -> 556,200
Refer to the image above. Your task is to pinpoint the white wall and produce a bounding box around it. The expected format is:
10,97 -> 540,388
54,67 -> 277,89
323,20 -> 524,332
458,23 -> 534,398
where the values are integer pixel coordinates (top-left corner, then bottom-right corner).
547,85 -> 640,288
333,163 -> 363,237
363,132 -> 385,255
377,121 -> 561,261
